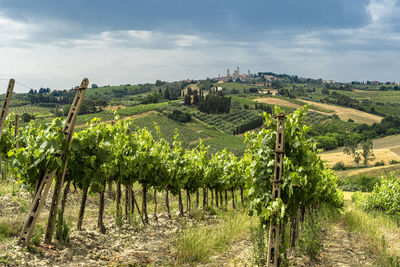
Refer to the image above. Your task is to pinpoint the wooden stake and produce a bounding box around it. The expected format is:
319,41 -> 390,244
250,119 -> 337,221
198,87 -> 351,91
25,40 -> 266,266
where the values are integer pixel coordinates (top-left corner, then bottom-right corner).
19,78 -> 88,246
267,113 -> 285,267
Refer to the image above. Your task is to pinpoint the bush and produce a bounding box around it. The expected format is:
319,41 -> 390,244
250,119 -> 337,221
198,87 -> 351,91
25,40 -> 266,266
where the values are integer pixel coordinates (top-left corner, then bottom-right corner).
22,113 -> 35,122
337,175 -> 380,192
374,160 -> 385,167
390,160 -> 400,165
316,135 -> 338,150
168,110 -> 191,123
365,174 -> 400,214
332,161 -> 346,170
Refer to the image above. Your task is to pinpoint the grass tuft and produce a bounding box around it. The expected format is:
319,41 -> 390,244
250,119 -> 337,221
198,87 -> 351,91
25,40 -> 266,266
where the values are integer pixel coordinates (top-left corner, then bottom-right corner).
175,211 -> 251,263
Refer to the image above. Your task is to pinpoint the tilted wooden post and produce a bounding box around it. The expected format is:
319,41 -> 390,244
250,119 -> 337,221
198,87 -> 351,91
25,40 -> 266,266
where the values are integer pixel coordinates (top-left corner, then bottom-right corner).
44,79 -> 88,243
0,79 -> 15,140
267,113 -> 285,267
0,79 -> 14,176
18,78 -> 89,246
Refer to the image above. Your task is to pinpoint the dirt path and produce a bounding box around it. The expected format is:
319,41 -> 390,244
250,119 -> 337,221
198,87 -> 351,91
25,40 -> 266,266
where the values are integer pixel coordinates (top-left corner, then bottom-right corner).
317,221 -> 375,266
206,237 -> 252,266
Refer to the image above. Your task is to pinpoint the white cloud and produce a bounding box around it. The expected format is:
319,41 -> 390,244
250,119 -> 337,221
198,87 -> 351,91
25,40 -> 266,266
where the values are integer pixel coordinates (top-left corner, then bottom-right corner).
366,0 -> 397,22
1,8 -> 400,92
0,13 -> 37,45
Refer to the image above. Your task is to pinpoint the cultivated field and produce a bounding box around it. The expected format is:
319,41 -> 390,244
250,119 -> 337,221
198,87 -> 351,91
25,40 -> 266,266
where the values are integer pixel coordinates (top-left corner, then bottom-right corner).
301,100 -> 382,124
328,134 -> 400,153
321,148 -> 400,168
255,96 -> 383,124
255,97 -> 302,109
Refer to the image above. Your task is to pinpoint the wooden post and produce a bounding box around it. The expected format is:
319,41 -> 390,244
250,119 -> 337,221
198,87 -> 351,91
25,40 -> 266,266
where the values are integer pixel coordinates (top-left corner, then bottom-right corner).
0,79 -> 14,177
18,78 -> 88,246
267,113 -> 285,267
0,79 -> 14,140
45,78 -> 88,243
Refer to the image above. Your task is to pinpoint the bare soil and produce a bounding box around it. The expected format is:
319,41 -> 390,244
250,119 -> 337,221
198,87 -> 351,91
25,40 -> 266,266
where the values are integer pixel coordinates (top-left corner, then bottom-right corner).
291,220 -> 377,267
0,188 -> 392,267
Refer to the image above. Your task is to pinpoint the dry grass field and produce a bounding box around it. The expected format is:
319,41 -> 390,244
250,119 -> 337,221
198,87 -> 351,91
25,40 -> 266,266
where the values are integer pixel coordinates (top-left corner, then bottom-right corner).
328,134 -> 400,154
321,148 -> 400,168
335,164 -> 400,178
322,134 -> 400,179
255,97 -> 301,109
254,97 -> 382,125
301,100 -> 382,125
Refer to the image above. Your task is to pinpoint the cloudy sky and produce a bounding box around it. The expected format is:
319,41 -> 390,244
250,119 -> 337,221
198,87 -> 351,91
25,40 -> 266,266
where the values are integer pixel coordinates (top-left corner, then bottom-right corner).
0,0 -> 399,92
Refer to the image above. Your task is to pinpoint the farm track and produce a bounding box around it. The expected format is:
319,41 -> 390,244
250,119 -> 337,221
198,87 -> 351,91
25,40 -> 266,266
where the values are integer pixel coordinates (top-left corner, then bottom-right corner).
317,220 -> 375,266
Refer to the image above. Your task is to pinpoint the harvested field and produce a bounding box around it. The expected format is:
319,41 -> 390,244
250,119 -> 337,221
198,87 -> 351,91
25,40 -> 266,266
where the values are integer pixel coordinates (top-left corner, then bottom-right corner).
254,97 -> 381,125
302,100 -> 382,125
104,105 -> 127,111
328,134 -> 400,154
335,164 -> 400,178
321,148 -> 400,168
255,97 -> 301,109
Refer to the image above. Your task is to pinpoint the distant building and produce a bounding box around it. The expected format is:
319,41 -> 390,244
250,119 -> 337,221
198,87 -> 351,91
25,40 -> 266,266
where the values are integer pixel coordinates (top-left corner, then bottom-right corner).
210,86 -> 223,93
322,80 -> 336,84
259,89 -> 278,95
181,84 -> 200,97
264,75 -> 275,81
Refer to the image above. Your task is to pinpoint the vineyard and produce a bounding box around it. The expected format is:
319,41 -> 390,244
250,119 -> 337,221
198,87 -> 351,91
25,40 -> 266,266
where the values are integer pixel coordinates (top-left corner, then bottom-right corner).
129,111 -> 245,155
0,100 -> 345,265
193,108 -> 264,134
9,106 -> 52,117
2,78 -> 399,266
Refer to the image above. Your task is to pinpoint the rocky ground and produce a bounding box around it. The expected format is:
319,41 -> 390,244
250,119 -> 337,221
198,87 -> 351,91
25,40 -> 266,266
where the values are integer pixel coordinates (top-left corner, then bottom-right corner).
0,189 -> 393,267
0,189 -> 250,267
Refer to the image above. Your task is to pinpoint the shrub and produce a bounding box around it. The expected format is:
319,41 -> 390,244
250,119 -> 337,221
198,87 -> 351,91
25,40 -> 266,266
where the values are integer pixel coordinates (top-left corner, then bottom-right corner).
168,109 -> 191,123
337,175 -> 380,192
390,160 -> 400,165
332,161 -> 346,170
365,174 -> 400,214
374,160 -> 385,167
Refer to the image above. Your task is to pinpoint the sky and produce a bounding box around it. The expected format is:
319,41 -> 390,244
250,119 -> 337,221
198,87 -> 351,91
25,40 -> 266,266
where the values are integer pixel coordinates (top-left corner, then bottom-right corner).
0,0 -> 399,92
